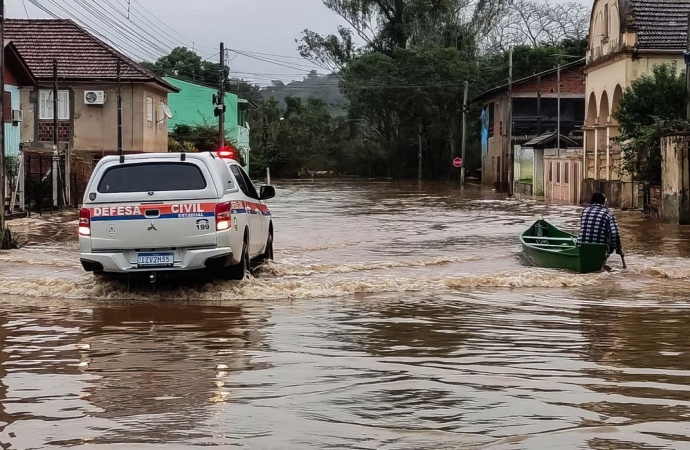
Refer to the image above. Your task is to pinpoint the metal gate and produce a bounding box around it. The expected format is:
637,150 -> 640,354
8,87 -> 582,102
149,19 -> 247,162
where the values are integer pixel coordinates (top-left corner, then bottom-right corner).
24,152 -> 68,216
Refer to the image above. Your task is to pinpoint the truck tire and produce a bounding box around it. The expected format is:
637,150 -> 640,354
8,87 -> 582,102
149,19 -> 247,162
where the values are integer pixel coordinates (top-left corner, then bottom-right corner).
257,231 -> 274,266
226,239 -> 250,281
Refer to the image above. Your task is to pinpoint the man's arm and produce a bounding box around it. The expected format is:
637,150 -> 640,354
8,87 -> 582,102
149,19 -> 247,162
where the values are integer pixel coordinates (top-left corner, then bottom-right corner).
608,213 -> 623,255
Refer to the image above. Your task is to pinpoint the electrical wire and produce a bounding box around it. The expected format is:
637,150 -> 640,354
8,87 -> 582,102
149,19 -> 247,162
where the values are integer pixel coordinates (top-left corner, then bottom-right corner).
29,0 -> 161,62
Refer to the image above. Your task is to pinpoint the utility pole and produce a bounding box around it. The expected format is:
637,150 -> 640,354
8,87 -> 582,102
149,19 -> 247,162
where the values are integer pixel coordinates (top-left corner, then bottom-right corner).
506,47 -> 513,195
117,60 -> 123,156
460,80 -> 469,186
0,0 -> 5,234
418,118 -> 422,182
52,59 -> 59,208
686,13 -> 690,120
536,75 -> 542,135
557,62 -> 561,155
219,42 -> 226,147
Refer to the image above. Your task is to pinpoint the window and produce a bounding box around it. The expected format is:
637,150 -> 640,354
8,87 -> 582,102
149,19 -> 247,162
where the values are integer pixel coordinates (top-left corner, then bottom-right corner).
564,162 -> 570,184
97,163 -> 207,193
556,162 -> 561,183
146,96 -> 154,128
549,162 -> 553,182
603,5 -> 609,39
230,165 -> 249,196
39,90 -> 69,120
229,164 -> 259,199
238,166 -> 259,199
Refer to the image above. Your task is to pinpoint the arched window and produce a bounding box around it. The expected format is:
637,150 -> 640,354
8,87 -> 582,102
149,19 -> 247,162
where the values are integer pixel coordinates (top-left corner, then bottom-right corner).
604,4 -> 609,39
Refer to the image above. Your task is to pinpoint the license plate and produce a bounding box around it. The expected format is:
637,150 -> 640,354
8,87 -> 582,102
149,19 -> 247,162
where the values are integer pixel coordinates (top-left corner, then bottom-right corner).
137,252 -> 174,267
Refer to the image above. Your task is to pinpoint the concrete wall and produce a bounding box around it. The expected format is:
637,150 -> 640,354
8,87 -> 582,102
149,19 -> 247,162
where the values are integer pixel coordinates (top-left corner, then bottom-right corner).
534,148 -> 545,197
661,135 -> 690,224
19,82 -> 169,153
482,95 -> 507,188
581,179 -> 640,209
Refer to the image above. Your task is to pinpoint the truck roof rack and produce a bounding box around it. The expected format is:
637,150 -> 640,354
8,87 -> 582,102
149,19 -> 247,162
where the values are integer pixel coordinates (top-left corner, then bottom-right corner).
119,154 -> 125,164
180,153 -> 186,161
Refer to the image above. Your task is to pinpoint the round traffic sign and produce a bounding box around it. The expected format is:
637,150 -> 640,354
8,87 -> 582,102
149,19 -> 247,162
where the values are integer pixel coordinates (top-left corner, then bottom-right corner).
453,157 -> 463,168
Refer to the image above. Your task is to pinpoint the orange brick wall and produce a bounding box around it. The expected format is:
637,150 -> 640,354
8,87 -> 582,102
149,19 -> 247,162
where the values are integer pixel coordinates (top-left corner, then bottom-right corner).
512,67 -> 585,95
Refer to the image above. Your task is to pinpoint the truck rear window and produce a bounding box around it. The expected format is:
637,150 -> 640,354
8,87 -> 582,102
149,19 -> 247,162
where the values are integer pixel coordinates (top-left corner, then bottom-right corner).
97,163 -> 207,193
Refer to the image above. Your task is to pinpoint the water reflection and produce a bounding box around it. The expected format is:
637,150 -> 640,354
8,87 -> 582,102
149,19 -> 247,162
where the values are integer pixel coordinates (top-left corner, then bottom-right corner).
0,180 -> 689,448
74,302 -> 271,445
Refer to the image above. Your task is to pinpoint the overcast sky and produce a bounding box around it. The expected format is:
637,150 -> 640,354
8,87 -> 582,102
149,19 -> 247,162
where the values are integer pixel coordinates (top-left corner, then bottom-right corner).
7,0 -> 352,85
8,0 -> 590,86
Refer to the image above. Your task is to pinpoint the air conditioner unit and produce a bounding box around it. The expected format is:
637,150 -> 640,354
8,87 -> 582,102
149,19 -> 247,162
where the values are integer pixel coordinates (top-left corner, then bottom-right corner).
11,110 -> 22,122
84,90 -> 106,105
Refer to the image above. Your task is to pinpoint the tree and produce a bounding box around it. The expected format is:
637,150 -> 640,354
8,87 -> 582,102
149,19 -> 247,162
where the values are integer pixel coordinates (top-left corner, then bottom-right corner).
614,63 -> 689,183
485,0 -> 589,52
299,0 -> 508,70
479,39 -> 587,89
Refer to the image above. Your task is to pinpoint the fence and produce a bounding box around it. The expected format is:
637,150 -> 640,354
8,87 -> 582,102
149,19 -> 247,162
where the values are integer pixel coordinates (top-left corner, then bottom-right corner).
23,152 -> 71,216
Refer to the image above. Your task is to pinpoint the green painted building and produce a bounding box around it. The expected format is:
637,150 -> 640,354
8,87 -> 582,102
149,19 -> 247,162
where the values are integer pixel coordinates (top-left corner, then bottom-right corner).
164,77 -> 251,170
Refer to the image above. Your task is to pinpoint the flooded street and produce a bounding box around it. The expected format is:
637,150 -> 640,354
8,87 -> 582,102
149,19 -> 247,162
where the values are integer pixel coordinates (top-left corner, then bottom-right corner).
1,180 -> 690,449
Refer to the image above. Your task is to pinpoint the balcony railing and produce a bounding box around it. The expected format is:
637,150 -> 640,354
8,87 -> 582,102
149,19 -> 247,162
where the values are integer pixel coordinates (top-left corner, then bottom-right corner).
586,36 -> 622,64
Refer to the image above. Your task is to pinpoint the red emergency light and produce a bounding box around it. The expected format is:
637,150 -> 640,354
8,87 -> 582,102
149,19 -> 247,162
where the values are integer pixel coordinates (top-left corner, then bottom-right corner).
217,146 -> 236,160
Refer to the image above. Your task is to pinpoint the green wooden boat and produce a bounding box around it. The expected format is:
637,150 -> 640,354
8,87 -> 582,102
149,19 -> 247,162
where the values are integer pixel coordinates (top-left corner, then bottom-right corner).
520,219 -> 609,274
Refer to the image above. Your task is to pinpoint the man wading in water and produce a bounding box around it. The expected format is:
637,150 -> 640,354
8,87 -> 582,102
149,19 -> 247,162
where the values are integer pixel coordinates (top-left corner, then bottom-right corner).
577,193 -> 627,271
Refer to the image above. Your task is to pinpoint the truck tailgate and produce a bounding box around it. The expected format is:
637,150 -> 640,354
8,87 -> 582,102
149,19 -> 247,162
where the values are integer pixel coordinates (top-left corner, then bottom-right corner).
89,201 -> 217,251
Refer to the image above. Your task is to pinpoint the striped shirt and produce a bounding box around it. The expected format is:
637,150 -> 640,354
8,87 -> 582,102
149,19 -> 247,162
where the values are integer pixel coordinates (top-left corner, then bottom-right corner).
577,204 -> 623,255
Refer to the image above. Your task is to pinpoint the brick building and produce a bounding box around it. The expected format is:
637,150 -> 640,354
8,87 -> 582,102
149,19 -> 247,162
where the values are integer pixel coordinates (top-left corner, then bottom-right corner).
473,59 -> 586,193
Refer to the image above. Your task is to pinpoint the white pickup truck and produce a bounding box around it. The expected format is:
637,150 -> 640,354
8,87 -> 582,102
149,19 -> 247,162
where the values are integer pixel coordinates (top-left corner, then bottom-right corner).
78,151 -> 274,281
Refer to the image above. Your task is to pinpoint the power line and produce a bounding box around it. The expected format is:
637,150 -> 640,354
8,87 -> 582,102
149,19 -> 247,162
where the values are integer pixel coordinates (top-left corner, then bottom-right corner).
22,0 -> 31,18
69,0 -> 170,57
126,0 -> 217,53
30,0 -> 161,61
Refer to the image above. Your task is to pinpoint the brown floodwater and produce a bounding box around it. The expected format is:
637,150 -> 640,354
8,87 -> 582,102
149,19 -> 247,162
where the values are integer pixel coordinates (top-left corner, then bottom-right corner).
1,180 -> 690,449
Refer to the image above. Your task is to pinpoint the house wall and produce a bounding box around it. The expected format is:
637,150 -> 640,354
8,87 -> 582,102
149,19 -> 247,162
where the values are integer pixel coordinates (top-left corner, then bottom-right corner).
19,82 -> 169,153
661,135 -> 690,224
480,66 -> 585,189
512,67 -> 584,96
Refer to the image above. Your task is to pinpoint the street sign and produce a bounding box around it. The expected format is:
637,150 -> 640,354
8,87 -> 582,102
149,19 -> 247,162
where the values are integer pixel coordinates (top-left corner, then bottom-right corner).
453,157 -> 463,168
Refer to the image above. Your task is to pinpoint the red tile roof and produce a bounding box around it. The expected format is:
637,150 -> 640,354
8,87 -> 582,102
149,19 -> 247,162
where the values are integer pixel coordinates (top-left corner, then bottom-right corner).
627,0 -> 690,49
4,19 -> 178,92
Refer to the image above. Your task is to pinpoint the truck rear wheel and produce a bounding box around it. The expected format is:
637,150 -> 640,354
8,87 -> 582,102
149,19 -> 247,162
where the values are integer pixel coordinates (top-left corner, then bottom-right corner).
226,240 -> 250,281
257,231 -> 274,266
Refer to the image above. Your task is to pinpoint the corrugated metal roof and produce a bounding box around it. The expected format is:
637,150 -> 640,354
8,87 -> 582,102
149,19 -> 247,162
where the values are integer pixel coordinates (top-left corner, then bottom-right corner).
4,19 -> 177,92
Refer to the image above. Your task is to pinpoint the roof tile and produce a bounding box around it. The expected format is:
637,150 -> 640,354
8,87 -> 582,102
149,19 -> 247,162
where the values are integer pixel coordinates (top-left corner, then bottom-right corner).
4,19 -> 176,91
630,0 -> 690,49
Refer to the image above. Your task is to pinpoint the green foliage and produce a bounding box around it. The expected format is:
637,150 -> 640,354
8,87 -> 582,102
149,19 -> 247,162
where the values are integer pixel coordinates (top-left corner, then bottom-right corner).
249,95 -> 382,178
480,40 -> 587,89
145,47 -> 262,104
169,124 -> 243,164
342,47 -> 477,178
613,63 -> 690,183
296,0 -> 589,179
